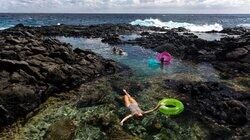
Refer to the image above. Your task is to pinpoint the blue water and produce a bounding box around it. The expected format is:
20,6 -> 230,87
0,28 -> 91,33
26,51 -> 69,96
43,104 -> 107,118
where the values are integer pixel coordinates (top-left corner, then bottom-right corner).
1,14 -> 250,30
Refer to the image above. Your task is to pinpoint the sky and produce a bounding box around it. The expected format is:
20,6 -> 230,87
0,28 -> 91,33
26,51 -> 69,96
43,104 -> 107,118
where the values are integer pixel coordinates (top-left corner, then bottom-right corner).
0,0 -> 250,13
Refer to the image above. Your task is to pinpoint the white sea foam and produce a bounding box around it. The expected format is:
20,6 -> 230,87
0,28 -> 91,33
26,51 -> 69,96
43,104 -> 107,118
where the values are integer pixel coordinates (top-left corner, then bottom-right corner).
237,23 -> 250,29
0,27 -> 7,30
0,25 -> 14,30
130,18 -> 223,32
0,26 -> 10,30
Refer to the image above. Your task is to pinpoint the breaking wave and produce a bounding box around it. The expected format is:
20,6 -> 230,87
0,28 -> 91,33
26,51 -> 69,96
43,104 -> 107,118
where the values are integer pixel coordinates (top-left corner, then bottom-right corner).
0,25 -> 14,30
0,27 -> 7,30
237,23 -> 250,29
130,18 -> 223,32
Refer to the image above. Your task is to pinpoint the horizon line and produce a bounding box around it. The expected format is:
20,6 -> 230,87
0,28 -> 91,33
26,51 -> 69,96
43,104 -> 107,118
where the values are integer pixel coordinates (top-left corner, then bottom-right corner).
0,12 -> 250,15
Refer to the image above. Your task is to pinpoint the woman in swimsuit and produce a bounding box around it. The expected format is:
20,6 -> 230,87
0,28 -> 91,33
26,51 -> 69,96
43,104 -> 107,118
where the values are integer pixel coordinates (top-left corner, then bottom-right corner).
120,89 -> 160,126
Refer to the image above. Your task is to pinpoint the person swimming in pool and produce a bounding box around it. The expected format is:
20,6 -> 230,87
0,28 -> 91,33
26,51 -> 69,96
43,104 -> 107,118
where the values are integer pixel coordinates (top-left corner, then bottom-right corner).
120,89 -> 160,126
112,46 -> 118,53
160,57 -> 165,69
112,46 -> 126,55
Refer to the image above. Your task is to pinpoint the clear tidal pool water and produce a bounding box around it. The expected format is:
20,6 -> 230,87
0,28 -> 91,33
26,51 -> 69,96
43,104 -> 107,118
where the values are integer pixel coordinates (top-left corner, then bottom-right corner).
57,36 -> 220,81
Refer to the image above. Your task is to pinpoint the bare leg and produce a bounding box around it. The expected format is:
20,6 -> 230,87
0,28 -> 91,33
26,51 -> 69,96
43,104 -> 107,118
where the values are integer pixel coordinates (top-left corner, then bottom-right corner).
128,97 -> 138,105
123,89 -> 138,105
124,95 -> 131,107
143,104 -> 160,114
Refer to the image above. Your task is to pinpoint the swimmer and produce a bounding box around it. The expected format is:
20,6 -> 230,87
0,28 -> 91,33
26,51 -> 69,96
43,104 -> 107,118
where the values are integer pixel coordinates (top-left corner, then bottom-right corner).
112,46 -> 126,55
120,89 -> 160,126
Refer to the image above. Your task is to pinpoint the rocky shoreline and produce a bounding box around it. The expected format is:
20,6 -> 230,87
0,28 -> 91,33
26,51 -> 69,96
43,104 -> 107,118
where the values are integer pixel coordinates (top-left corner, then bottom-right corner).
0,25 -> 120,127
0,24 -> 249,139
7,23 -> 249,77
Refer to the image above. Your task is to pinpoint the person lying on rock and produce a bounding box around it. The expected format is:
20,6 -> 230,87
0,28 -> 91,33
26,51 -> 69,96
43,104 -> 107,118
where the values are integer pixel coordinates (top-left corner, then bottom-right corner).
120,89 -> 160,126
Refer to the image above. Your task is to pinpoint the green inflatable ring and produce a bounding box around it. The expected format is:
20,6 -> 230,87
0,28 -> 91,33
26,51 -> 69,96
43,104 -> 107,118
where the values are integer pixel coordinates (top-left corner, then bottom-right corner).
158,98 -> 184,116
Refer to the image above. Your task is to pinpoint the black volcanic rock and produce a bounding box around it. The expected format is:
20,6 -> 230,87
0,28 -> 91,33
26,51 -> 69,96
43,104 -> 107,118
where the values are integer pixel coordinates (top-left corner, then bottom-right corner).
171,27 -> 190,32
164,80 -> 249,126
101,34 -> 122,45
0,28 -> 121,126
220,27 -> 249,35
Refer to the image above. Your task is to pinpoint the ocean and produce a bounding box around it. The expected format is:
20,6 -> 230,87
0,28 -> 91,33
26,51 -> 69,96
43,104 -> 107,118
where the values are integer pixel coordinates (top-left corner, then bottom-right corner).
1,13 -> 250,31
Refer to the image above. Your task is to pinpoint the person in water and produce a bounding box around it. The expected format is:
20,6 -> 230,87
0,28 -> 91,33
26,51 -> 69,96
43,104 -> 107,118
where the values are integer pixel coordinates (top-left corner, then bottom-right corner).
160,57 -> 165,69
112,46 -> 118,53
120,89 -> 160,126
112,46 -> 125,55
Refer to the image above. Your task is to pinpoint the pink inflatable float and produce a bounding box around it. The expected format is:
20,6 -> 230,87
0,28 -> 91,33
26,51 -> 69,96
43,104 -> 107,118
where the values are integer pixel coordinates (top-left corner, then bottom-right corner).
156,51 -> 173,65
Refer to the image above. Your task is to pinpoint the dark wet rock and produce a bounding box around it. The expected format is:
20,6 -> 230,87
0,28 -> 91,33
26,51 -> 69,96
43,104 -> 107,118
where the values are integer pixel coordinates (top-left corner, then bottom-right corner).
9,24 -> 166,38
171,27 -> 190,32
183,32 -> 198,38
205,30 -> 219,33
15,24 -> 25,28
164,80 -> 249,126
5,36 -> 22,44
101,34 -> 122,45
30,46 -> 47,54
226,47 -> 248,59
220,27 -> 248,35
0,28 -> 121,127
44,118 -> 76,140
140,31 -> 150,36
0,50 -> 20,60
75,85 -> 107,108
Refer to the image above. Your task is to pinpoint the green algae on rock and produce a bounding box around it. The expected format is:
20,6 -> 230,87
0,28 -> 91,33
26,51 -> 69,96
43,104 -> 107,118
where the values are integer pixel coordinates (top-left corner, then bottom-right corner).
44,118 -> 76,140
0,75 -> 210,140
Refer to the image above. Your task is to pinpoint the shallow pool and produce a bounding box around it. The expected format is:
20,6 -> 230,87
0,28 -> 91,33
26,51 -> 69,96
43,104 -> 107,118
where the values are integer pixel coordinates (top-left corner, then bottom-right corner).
57,36 -> 220,81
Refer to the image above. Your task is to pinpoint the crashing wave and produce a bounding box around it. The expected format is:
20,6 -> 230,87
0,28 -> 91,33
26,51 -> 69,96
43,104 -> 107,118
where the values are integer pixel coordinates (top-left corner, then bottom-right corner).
0,27 -> 7,30
237,23 -> 250,29
130,18 -> 223,32
0,25 -> 14,30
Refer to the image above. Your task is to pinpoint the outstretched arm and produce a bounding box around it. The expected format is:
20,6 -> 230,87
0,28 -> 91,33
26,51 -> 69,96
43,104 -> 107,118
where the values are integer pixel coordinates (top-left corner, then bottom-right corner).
143,104 -> 161,114
120,114 -> 134,126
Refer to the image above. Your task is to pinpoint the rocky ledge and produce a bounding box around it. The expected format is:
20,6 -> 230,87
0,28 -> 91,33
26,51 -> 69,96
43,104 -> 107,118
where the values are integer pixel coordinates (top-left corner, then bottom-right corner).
0,26 -> 120,127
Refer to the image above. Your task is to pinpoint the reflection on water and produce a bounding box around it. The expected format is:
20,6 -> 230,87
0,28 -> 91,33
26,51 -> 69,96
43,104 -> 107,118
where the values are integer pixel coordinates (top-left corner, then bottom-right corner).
57,36 -> 220,81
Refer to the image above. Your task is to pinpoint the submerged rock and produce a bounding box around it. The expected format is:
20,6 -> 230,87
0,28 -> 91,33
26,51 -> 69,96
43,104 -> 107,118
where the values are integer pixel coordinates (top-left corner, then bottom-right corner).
44,118 -> 76,140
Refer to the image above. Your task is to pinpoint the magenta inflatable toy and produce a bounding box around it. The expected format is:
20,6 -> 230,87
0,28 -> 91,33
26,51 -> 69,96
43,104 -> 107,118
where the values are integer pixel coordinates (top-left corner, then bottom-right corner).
156,51 -> 173,65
